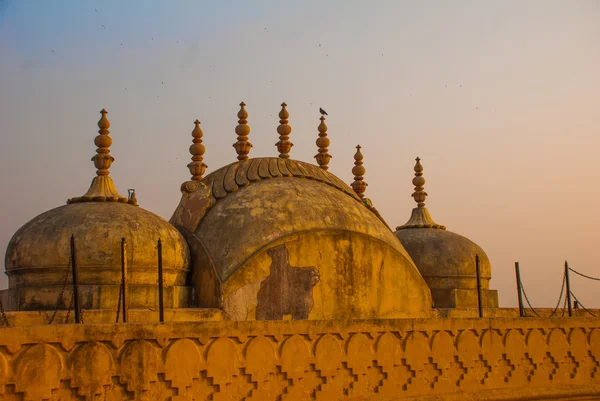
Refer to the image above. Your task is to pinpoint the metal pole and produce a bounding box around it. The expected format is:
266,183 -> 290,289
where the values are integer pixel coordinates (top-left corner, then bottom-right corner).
120,238 -> 128,323
475,254 -> 483,318
565,260 -> 572,317
70,235 -> 81,324
515,262 -> 525,317
157,238 -> 164,323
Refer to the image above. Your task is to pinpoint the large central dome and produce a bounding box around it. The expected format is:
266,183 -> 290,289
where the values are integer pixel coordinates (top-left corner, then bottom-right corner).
171,156 -> 433,320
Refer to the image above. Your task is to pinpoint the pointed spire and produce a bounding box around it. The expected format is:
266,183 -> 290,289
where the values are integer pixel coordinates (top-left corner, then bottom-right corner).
275,102 -> 293,158
233,102 -> 252,160
67,109 -> 135,205
412,157 -> 427,207
314,115 -> 331,170
187,119 -> 207,181
351,145 -> 367,198
396,157 -> 445,230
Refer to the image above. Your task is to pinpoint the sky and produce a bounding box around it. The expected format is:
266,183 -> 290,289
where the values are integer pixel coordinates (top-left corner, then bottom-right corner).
1,1 -> 599,309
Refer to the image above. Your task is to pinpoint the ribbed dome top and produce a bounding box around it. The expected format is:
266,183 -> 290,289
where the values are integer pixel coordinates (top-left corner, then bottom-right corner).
172,157 -> 411,282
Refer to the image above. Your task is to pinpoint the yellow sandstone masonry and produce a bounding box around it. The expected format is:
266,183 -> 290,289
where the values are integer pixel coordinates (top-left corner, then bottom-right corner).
0,317 -> 599,400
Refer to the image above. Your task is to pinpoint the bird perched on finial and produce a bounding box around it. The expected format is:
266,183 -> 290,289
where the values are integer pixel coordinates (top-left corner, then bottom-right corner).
319,108 -> 328,116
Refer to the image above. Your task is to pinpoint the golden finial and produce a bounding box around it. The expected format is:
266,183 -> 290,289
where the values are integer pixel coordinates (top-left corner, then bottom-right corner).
351,145 -> 367,198
396,157 -> 445,230
314,115 -> 331,170
233,102 -> 252,161
412,157 -> 427,207
67,109 -> 135,205
92,109 -> 114,176
188,119 -> 207,181
275,102 -> 293,158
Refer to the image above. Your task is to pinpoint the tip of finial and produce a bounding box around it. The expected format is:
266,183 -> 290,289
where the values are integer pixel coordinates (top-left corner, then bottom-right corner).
320,115 -> 325,121
194,119 -> 200,125
414,157 -> 423,173
281,102 -> 287,107
100,109 -> 107,114
240,101 -> 246,107
356,145 -> 362,149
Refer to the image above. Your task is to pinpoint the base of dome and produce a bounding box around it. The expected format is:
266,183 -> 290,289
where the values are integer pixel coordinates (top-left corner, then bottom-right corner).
430,287 -> 499,309
0,307 -> 224,326
0,284 -> 193,311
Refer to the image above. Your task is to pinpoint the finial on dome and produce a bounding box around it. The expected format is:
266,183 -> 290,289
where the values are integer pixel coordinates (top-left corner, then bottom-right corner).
233,102 -> 252,161
314,115 -> 331,170
396,157 -> 445,230
67,109 -> 135,205
351,145 -> 367,198
276,102 -> 293,159
93,109 -> 114,176
412,157 -> 427,207
188,119 -> 207,181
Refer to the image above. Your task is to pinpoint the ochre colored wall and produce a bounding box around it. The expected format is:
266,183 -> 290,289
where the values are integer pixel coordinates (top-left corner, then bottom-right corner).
222,230 -> 433,320
0,317 -> 599,400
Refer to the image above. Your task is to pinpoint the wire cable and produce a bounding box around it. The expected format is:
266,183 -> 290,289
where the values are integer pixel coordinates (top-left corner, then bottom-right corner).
568,267 -> 600,281
549,270 -> 566,318
570,291 -> 597,317
520,281 -> 541,317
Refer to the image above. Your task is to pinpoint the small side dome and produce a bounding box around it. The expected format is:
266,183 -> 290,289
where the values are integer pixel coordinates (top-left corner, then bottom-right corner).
2,110 -> 191,311
394,158 -> 499,309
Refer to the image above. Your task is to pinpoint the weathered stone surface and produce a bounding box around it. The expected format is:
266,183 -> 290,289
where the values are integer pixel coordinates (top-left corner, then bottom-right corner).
172,157 -> 432,320
396,227 -> 499,308
0,318 -> 598,400
222,231 -> 433,320
5,202 -> 191,311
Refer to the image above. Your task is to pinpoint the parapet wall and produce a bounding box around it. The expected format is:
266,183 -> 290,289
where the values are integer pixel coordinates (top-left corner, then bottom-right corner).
0,317 -> 599,400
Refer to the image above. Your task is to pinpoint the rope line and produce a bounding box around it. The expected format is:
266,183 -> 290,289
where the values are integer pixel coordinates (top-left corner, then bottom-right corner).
520,280 -> 541,317
549,270 -> 566,318
570,291 -> 597,317
48,254 -> 72,324
568,267 -> 600,281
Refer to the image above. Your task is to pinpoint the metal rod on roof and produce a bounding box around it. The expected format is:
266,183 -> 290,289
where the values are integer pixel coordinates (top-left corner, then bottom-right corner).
120,238 -> 128,323
565,261 -> 573,317
515,262 -> 525,317
157,238 -> 164,323
70,235 -> 81,324
475,254 -> 483,318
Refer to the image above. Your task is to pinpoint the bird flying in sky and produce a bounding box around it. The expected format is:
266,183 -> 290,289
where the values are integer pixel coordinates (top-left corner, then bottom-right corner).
319,108 -> 328,116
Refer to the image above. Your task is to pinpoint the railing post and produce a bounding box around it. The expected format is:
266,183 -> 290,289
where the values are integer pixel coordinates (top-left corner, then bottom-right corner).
157,238 -> 164,323
515,262 -> 525,317
120,238 -> 128,323
476,254 -> 483,318
70,235 -> 81,324
565,260 -> 572,317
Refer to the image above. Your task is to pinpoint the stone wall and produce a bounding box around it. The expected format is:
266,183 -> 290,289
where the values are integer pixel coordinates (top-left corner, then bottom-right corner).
0,317 -> 599,400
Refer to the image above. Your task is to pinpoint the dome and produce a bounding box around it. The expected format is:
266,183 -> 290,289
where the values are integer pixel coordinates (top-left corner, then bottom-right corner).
394,158 -> 498,309
2,110 -> 191,311
5,203 -> 189,288
171,154 -> 433,320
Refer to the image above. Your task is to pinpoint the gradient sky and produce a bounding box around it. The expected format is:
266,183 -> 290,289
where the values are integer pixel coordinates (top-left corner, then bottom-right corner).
1,1 -> 599,308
